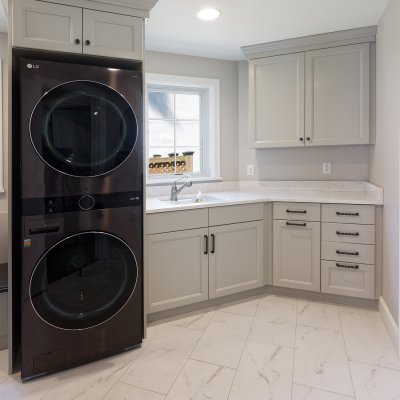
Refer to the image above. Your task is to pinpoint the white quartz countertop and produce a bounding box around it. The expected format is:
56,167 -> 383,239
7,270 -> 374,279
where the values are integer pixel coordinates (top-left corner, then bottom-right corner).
146,181 -> 383,214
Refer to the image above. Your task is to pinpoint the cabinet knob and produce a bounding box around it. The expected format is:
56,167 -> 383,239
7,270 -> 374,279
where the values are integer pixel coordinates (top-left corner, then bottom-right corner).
306,137 -> 311,141
75,39 -> 81,45
299,137 -> 304,142
85,40 -> 91,46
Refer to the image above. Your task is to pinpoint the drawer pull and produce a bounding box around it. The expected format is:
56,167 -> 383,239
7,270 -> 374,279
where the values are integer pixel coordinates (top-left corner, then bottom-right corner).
336,250 -> 359,256
286,222 -> 307,227
286,209 -> 307,214
204,235 -> 209,255
336,231 -> 360,237
336,263 -> 359,270
336,212 -> 360,217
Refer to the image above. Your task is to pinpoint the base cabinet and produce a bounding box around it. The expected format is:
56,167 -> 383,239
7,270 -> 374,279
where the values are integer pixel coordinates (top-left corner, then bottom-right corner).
148,228 -> 209,313
147,205 -> 264,314
273,220 -> 321,292
209,221 -> 264,299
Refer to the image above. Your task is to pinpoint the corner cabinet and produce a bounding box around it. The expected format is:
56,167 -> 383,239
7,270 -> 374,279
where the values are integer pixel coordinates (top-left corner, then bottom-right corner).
246,29 -> 375,148
147,205 -> 264,314
12,0 -> 144,60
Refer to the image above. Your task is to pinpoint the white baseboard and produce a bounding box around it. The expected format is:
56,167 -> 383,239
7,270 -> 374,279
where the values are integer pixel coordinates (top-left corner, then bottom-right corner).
379,296 -> 399,354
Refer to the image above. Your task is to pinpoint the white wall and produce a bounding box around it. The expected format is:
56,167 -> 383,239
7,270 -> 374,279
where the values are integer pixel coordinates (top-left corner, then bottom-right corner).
369,0 -> 400,325
238,60 -> 370,181
145,51 -> 239,182
0,32 -> 8,264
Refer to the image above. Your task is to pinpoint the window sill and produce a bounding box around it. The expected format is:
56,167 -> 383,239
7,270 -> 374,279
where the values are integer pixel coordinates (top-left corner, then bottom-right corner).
146,177 -> 223,187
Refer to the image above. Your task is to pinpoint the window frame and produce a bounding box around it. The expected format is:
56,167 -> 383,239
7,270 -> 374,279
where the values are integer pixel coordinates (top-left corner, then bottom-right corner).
145,73 -> 220,185
0,59 -> 3,193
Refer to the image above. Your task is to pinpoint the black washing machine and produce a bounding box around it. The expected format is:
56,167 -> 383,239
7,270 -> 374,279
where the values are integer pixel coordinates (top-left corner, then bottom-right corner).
19,58 -> 143,199
20,194 -> 143,381
14,54 -> 144,380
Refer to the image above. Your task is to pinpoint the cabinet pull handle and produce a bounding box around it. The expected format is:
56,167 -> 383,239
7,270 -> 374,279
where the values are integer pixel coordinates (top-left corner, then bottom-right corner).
336,231 -> 360,237
75,39 -> 81,45
336,263 -> 359,270
85,40 -> 91,46
336,250 -> 359,256
286,209 -> 307,214
336,212 -> 360,217
210,234 -> 215,254
286,222 -> 307,227
204,235 -> 209,255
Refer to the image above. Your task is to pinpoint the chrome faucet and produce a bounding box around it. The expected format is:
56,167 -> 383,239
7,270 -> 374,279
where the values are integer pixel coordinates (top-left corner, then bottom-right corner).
170,175 -> 193,201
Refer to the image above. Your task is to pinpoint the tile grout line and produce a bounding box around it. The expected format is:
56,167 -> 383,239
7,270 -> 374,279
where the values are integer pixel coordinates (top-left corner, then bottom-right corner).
163,308 -> 219,399
290,297 -> 299,400
337,302 -> 357,399
225,295 -> 263,400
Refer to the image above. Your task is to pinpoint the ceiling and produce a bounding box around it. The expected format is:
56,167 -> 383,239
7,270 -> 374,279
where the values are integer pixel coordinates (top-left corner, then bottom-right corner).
146,0 -> 390,60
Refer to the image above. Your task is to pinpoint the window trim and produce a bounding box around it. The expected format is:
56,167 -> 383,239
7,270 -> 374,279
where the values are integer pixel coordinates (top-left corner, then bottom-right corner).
0,59 -> 3,193
145,73 -> 220,185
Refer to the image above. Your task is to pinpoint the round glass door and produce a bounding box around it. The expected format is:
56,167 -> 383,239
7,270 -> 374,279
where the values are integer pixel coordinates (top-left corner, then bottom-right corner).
30,81 -> 138,177
30,232 -> 138,330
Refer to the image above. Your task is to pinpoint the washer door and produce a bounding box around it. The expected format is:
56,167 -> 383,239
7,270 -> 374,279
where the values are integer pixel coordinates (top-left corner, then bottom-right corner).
30,232 -> 138,330
30,81 -> 138,177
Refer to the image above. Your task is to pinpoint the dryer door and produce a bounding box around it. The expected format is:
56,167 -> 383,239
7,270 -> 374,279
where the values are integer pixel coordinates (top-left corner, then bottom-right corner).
30,232 -> 138,330
30,80 -> 138,177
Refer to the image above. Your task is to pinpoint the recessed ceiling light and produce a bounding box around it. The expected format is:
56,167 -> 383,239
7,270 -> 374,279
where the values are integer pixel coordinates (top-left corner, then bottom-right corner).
196,8 -> 221,21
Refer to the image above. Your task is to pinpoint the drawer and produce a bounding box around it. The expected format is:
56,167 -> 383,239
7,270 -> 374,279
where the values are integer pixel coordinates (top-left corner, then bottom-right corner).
147,209 -> 208,234
322,223 -> 375,245
322,241 -> 374,265
321,260 -> 375,299
322,204 -> 375,225
273,202 -> 321,222
209,203 -> 263,226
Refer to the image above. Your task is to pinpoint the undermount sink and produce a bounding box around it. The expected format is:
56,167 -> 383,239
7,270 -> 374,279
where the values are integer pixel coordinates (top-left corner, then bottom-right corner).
160,194 -> 227,205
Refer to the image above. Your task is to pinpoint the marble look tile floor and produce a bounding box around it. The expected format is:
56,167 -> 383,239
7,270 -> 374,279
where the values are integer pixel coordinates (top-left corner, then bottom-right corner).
0,294 -> 399,400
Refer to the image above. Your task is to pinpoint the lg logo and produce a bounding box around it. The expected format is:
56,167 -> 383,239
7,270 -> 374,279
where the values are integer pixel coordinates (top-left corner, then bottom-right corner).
27,63 -> 39,69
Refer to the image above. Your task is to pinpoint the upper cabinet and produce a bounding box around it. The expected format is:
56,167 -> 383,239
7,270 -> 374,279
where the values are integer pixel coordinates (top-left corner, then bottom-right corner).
13,0 -> 83,54
250,53 -> 305,148
12,0 -> 149,60
305,44 -> 370,146
243,27 -> 376,148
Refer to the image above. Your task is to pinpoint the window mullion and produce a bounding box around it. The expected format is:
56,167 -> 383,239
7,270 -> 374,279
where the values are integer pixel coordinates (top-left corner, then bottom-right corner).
173,92 -> 177,174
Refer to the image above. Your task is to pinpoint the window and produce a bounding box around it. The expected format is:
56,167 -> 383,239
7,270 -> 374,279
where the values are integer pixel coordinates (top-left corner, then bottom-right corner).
146,73 -> 220,183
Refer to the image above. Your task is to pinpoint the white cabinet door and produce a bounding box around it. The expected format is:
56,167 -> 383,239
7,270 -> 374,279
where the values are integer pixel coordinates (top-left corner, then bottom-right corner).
13,0 -> 83,53
249,53 -> 305,148
83,9 -> 143,60
305,43 -> 370,146
148,228 -> 209,313
209,221 -> 264,299
273,220 -> 321,292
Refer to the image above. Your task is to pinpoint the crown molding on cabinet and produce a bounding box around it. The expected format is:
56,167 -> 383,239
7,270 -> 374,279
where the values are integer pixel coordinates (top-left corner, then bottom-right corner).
37,0 -> 158,18
242,26 -> 377,59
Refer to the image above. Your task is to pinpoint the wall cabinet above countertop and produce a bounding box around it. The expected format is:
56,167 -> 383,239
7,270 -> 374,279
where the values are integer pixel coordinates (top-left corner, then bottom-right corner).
243,27 -> 376,149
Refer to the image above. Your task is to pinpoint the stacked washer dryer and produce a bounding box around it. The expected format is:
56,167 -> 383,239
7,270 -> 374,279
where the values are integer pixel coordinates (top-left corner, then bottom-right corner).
15,57 -> 144,380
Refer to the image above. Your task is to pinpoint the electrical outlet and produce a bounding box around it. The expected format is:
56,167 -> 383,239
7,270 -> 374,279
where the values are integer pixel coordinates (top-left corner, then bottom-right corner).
247,165 -> 255,176
323,162 -> 332,175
